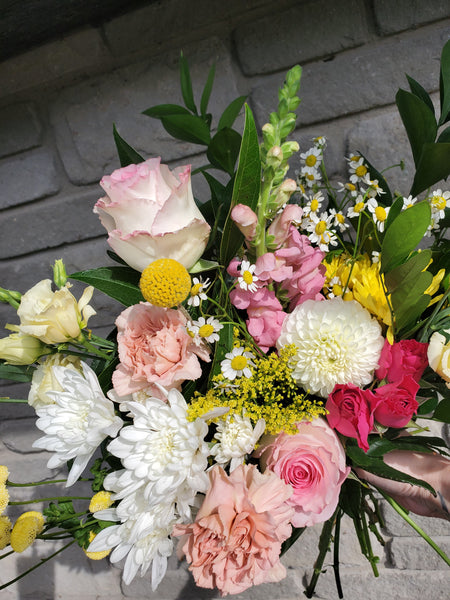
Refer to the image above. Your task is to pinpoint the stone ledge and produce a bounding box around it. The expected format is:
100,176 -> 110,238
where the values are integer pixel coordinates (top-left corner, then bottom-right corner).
374,0 -> 450,35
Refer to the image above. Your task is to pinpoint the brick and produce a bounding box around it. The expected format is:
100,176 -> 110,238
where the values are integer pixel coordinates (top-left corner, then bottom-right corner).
50,38 -> 240,184
0,418 -> 42,454
0,103 -> 42,158
374,0 -> 450,35
235,0 -> 370,76
389,535 -> 450,570
251,21 -> 449,128
0,148 -> 60,209
0,189 -> 104,259
380,499 -> 449,538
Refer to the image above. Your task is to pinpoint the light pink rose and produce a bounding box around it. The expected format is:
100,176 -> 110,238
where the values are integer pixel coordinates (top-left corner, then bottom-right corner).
94,158 -> 210,271
231,204 -> 258,242
173,464 -> 294,596
112,303 -> 210,398
375,339 -> 429,383
257,419 -> 350,527
373,375 -> 419,428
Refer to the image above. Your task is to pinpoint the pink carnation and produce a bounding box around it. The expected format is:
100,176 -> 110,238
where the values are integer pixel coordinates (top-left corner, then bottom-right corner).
257,419 -> 349,527
112,303 -> 210,398
375,339 -> 429,383
173,464 -> 294,596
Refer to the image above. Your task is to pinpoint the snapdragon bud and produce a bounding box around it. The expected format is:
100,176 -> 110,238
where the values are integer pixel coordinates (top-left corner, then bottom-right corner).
266,145 -> 283,168
274,178 -> 298,208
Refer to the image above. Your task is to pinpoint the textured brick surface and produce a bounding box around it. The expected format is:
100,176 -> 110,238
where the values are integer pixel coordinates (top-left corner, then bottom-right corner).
0,103 -> 42,158
374,0 -> 450,35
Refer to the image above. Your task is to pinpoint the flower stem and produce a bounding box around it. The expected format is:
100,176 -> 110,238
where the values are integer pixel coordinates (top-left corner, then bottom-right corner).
9,496 -> 90,505
304,511 -> 336,598
0,398 -> 27,403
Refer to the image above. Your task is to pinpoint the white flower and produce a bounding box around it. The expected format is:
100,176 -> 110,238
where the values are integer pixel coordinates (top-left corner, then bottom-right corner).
367,198 -> 390,232
221,347 -> 256,380
32,361 -> 123,486
313,135 -> 327,149
328,208 -> 349,232
29,354 -> 82,409
211,414 -> 266,471
188,316 -> 223,343
363,178 -> 385,198
337,182 -> 359,197
300,166 -> 321,186
402,195 -> 417,210
371,251 -> 380,264
326,276 -> 343,298
302,191 -> 324,217
277,297 -> 384,397
427,330 -> 450,389
187,277 -> 210,307
348,156 -> 368,184
300,147 -> 322,173
429,189 -> 450,221
305,212 -> 338,252
347,196 -> 366,218
238,260 -> 259,292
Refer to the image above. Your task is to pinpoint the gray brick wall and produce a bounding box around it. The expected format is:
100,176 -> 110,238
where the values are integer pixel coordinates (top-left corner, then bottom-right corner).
0,1 -> 449,598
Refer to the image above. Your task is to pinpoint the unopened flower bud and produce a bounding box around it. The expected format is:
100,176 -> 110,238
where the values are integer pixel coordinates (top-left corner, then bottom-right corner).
266,146 -> 283,168
0,333 -> 50,365
274,179 -> 298,208
231,204 -> 258,242
53,259 -> 68,288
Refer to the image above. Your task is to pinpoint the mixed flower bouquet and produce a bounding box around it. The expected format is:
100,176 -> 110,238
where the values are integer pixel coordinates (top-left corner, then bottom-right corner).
0,43 -> 450,598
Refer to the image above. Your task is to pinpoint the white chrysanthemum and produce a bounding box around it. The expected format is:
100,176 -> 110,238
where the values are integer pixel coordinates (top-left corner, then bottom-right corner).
32,361 -> 123,486
107,388 -> 209,508
211,414 -> 265,471
28,353 -> 82,409
277,297 -> 384,397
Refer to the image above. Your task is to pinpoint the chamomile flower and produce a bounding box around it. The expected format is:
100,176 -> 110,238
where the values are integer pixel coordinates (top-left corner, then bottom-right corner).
337,182 -> 359,197
329,208 -> 349,232
188,317 -> 223,343
348,157 -> 368,184
313,135 -> 327,149
300,167 -> 321,187
429,189 -> 450,221
221,347 -> 256,380
303,191 -> 324,217
238,260 -> 259,292
367,198 -> 390,232
364,178 -> 385,198
305,212 -> 338,252
326,276 -> 344,298
347,196 -> 366,218
300,147 -> 322,173
187,277 -> 210,307
402,195 -> 417,210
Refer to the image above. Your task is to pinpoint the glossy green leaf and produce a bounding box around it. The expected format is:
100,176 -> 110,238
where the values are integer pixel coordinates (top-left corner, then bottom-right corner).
210,323 -> 234,379
142,104 -> 190,118
207,128 -> 241,174
161,114 -> 211,145
417,396 -> 439,416
439,39 -> 450,125
433,397 -> 450,423
200,63 -> 216,117
406,74 -> 435,114
189,258 -> 219,274
220,104 -> 261,266
396,89 -> 437,167
437,125 -> 450,143
361,153 -> 392,203
70,267 -> 142,307
113,124 -> 145,167
381,201 -> 431,273
179,51 -> 197,113
384,249 -> 431,295
0,362 -> 35,383
410,142 -> 450,197
384,195 -> 404,231
217,96 -> 247,131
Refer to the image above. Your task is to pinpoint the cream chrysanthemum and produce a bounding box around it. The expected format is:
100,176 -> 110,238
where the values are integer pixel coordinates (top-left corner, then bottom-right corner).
277,297 -> 384,397
211,414 -> 266,471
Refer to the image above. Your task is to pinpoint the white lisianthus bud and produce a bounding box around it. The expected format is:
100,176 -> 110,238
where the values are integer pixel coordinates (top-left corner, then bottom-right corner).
28,354 -> 83,409
0,332 -> 50,365
52,259 -> 68,288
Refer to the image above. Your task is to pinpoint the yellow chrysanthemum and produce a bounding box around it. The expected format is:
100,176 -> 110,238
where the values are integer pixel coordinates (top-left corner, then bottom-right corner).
0,484 -> 9,515
139,258 -> 191,307
84,531 -> 111,560
10,511 -> 45,553
0,515 -> 11,550
0,465 -> 9,485
89,491 -> 113,513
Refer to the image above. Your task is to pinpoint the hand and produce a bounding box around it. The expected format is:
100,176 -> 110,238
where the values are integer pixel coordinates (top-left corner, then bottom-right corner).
355,450 -> 450,520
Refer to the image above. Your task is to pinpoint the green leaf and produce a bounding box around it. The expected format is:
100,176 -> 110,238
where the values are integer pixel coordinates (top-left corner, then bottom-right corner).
410,142 -> 450,197
161,114 -> 211,145
142,104 -> 190,118
384,249 -> 431,295
381,201 -> 431,273
0,362 -> 35,383
220,104 -> 261,266
281,527 -> 306,556
70,267 -> 142,306
396,89 -> 437,167
437,125 -> 450,143
207,128 -> 241,174
189,258 -> 219,274
210,323 -> 234,379
113,124 -> 145,167
361,154 -> 393,203
217,96 -> 247,131
200,63 -> 216,117
384,195 -> 404,231
406,74 -> 435,114
433,397 -> 450,423
339,478 -> 363,519
179,51 -> 197,113
439,39 -> 450,125
395,290 -> 431,333
417,396 -> 439,416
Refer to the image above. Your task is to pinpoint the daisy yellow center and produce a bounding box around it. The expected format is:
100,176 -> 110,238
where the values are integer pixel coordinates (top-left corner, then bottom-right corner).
199,324 -> 214,338
305,155 -> 317,167
242,270 -> 254,285
347,183 -> 356,191
332,283 -> 343,296
355,165 -> 367,177
231,356 -> 248,371
315,221 -> 327,235
310,198 -> 319,212
375,206 -> 387,221
299,183 -> 305,194
190,282 -> 203,297
432,196 -> 446,210
336,213 -> 345,224
354,201 -> 364,213
350,155 -> 360,162
306,173 -> 315,181
140,258 -> 191,307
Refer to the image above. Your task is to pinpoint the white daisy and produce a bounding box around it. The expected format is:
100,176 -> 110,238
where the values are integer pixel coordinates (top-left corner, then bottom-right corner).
32,361 -> 123,487
302,191 -> 324,217
211,414 -> 266,471
277,297 -> 384,397
364,178 -> 385,198
429,189 -> 450,221
188,316 -> 223,343
402,195 -> 417,210
300,166 -> 321,187
238,260 -> 259,292
367,198 -> 390,232
326,276 -> 344,298
347,196 -> 366,218
337,182 -> 359,198
328,208 -> 349,232
348,156 -> 369,184
300,146 -> 322,173
305,212 -> 338,252
221,347 -> 256,380
187,277 -> 210,307
313,135 -> 327,149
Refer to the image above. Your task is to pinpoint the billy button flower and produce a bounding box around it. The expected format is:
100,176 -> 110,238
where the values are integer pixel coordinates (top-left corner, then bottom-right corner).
89,491 -> 113,513
139,258 -> 191,307
84,531 -> 111,560
10,511 -> 45,553
0,515 -> 11,550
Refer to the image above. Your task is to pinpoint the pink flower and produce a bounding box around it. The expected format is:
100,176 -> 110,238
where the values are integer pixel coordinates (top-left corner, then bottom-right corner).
373,375 -> 419,428
257,419 -> 349,527
230,204 -> 258,242
247,307 -> 287,352
94,158 -> 210,271
112,303 -> 210,398
326,384 -> 378,452
173,464 -> 294,596
267,204 -> 303,248
375,339 -> 428,383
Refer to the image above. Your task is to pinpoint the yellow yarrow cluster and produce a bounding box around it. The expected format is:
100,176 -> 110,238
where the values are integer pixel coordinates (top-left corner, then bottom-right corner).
188,345 -> 326,434
84,530 -> 111,560
0,515 -> 11,550
139,258 -> 191,307
10,511 -> 45,553
89,491 -> 113,513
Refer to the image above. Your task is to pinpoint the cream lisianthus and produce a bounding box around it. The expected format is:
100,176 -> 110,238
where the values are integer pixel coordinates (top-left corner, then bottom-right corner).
0,331 -> 50,365
17,280 -> 95,344
28,354 -> 83,409
427,330 -> 450,389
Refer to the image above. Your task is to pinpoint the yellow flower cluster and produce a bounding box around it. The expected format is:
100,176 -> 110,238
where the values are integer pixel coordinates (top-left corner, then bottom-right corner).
10,511 -> 45,553
139,258 -> 191,307
89,491 -> 113,513
188,346 -> 326,434
0,516 -> 11,550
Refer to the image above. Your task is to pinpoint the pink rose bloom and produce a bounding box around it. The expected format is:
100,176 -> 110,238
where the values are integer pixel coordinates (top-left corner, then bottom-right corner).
375,339 -> 428,383
257,419 -> 349,527
112,303 -> 210,398
94,158 -> 210,271
230,204 -> 258,242
326,383 -> 378,452
373,375 -> 419,428
173,464 -> 294,596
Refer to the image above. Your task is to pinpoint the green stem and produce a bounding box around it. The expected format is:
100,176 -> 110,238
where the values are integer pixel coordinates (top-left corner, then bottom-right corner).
0,549 -> 14,560
333,509 -> 344,599
0,398 -> 28,403
10,496 -> 90,505
7,478 -> 90,487
304,511 -> 336,598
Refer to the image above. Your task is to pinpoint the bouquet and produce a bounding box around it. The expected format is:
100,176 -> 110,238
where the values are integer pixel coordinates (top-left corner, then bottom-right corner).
0,43 -> 449,598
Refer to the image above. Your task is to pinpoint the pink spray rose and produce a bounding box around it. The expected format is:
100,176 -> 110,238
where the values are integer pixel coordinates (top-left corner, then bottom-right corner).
373,375 -> 419,428
94,157 -> 210,271
173,464 -> 294,596
112,303 -> 210,398
375,339 -> 428,383
326,383 -> 378,452
256,419 -> 350,527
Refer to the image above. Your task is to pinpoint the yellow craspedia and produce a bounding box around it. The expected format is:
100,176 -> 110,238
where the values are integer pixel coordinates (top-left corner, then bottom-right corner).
10,511 -> 45,553
0,515 -> 11,550
84,530 -> 111,560
0,465 -> 9,485
139,258 -> 191,307
89,491 -> 113,513
0,484 -> 9,515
